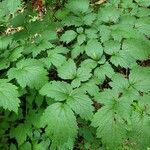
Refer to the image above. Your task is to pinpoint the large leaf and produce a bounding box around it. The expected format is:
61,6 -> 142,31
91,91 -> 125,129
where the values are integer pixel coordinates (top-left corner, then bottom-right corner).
67,88 -> 94,120
7,59 -> 48,89
66,0 -> 89,13
40,81 -> 72,101
60,30 -> 77,44
0,79 -> 20,113
85,39 -> 103,60
122,39 -> 150,60
41,103 -> 78,149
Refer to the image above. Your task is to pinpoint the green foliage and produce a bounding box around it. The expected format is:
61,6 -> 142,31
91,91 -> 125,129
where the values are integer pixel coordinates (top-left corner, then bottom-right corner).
0,0 -> 150,149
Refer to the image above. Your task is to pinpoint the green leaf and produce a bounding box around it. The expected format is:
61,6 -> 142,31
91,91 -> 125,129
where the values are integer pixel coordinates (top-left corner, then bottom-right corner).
80,78 -> 100,96
71,44 -> 85,59
80,59 -> 97,70
10,123 -> 32,146
135,0 -> 150,7
129,66 -> 150,92
110,50 -> 136,68
67,88 -> 94,120
91,106 -> 127,149
110,74 -> 139,99
7,59 -> 48,89
0,79 -> 20,113
33,140 -> 50,150
66,0 -> 89,13
6,0 -> 21,14
40,81 -> 94,120
77,34 -> 86,45
85,28 -> 98,39
122,39 -> 150,60
9,47 -> 23,62
48,51 -> 66,68
57,59 -> 76,80
83,13 -> 96,26
135,17 -> 150,36
20,142 -> 32,150
85,39 -> 103,60
111,25 -> 145,42
104,40 -> 120,55
98,25 -> 111,43
94,62 -> 115,81
0,36 -> 12,50
41,103 -> 78,149
138,94 -> 150,114
98,6 -> 120,23
71,67 -> 92,88
91,89 -> 132,148
129,112 -> 150,149
60,30 -> 77,44
40,81 -> 72,101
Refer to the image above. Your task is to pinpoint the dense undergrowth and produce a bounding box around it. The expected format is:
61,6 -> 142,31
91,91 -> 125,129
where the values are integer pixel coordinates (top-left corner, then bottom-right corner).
0,0 -> 150,149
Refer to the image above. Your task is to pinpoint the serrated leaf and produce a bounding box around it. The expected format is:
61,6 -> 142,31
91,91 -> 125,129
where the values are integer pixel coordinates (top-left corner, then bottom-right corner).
71,44 -> 85,59
85,28 -> 98,39
91,106 -> 127,148
60,30 -> 77,44
40,81 -> 93,120
85,39 -> 103,60
0,80 -> 20,113
66,0 -> 89,13
48,51 -> 66,68
98,6 -> 120,23
80,59 -> 97,70
40,81 -> 72,101
9,47 -> 23,62
99,25 -> 111,43
94,62 -> 115,81
0,36 -> 12,50
138,94 -> 150,114
7,0 -> 21,14
110,50 -> 136,68
110,74 -> 139,99
104,40 -> 120,55
57,59 -> 76,79
67,89 -> 94,120
135,17 -> 150,36
77,34 -> 86,45
10,123 -> 32,146
83,13 -> 96,25
71,67 -> 92,88
92,89 -> 132,148
20,142 -> 31,150
129,66 -> 150,92
41,103 -> 78,149
7,59 -> 48,89
122,39 -> 150,60
129,112 -> 150,149
135,0 -> 150,7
